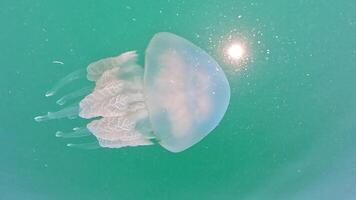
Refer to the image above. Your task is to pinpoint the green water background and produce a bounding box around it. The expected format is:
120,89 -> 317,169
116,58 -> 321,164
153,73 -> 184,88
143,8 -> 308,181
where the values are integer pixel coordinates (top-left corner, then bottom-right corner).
1,0 -> 356,199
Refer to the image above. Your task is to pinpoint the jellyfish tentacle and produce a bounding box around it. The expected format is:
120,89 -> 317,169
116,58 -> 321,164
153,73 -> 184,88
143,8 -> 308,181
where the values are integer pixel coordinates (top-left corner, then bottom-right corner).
55,127 -> 91,138
34,104 -> 79,122
67,142 -> 100,150
56,86 -> 93,106
45,69 -> 86,97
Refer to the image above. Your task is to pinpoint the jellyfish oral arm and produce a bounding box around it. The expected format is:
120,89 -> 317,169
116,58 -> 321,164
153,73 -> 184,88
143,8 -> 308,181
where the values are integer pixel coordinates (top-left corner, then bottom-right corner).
86,51 -> 138,81
77,53 -> 154,148
86,115 -> 153,148
35,51 -> 154,149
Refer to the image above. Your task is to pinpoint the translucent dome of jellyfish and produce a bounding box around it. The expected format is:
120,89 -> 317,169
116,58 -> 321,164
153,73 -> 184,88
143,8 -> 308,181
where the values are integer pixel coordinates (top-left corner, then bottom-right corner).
35,32 -> 230,153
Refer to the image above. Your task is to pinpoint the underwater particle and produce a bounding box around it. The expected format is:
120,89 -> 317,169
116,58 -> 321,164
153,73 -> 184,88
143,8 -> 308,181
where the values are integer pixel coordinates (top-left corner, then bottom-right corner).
52,60 -> 64,65
35,32 -> 231,153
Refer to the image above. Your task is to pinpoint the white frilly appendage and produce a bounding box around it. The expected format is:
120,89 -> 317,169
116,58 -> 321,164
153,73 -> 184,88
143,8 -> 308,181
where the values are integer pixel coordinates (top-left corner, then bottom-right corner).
35,51 -> 153,149
79,51 -> 153,148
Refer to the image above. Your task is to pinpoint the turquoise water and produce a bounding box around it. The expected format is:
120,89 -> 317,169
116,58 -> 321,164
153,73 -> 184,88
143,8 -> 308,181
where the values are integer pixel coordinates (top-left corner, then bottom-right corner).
1,1 -> 356,199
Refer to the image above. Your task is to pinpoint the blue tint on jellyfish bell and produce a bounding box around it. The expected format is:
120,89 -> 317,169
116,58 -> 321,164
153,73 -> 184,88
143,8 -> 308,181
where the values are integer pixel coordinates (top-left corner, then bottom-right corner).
35,32 -> 230,153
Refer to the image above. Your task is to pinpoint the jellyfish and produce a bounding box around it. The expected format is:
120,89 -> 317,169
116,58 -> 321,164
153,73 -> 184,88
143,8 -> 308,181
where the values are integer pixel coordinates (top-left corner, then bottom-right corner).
35,32 -> 230,153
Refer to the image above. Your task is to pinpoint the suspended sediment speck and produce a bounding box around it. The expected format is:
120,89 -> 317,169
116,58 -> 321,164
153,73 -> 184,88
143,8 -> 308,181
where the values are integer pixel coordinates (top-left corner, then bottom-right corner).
52,60 -> 64,65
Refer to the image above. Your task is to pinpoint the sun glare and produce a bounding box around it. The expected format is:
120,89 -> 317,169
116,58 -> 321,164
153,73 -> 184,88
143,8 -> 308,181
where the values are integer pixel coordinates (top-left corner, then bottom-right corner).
227,43 -> 245,60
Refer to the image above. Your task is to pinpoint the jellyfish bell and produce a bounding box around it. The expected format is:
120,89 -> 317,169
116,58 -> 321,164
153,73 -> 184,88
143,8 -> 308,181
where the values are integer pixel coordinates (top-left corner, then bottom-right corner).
145,32 -> 230,152
35,32 -> 230,153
